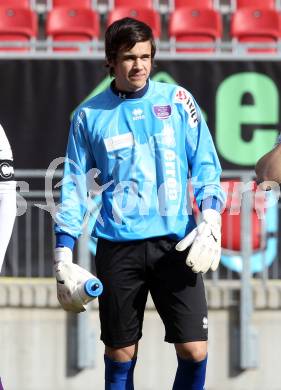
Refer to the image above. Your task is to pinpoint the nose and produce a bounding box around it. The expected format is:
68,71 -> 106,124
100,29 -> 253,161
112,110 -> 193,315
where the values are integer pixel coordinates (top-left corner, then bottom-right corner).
133,57 -> 142,68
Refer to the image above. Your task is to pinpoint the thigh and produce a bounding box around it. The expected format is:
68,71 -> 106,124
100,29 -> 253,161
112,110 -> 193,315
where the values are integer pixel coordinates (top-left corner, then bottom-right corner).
95,238 -> 149,348
148,242 -> 208,344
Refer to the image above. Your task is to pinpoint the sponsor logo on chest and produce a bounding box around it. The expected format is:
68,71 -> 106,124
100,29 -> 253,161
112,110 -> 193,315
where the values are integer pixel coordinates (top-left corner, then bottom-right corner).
132,108 -> 145,121
104,132 -> 134,152
162,124 -> 178,201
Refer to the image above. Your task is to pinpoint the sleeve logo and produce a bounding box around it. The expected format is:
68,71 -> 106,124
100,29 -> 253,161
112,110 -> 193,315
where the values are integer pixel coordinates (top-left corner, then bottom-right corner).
175,89 -> 188,102
0,160 -> 14,180
174,88 -> 199,128
184,96 -> 199,128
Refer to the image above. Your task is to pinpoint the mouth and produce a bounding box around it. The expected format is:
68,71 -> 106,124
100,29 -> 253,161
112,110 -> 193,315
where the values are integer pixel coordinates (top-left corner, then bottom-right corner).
129,74 -> 145,80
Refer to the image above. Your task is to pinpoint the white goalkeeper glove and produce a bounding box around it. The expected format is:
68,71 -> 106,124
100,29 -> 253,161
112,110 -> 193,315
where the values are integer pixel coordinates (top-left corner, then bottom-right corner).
175,209 -> 221,273
54,247 -> 99,313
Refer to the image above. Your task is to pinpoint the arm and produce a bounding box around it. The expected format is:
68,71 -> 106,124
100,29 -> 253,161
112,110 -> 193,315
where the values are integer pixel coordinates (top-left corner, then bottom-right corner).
255,144 -> 281,184
176,94 -> 225,273
54,110 -> 96,247
185,98 -> 225,212
53,111 -> 103,312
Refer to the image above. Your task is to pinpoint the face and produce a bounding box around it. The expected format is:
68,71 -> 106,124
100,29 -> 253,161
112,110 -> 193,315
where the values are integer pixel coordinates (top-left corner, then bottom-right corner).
111,40 -> 152,92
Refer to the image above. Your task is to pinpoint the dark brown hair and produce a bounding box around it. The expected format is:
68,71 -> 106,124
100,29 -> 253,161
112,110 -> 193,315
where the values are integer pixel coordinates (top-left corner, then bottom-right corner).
105,17 -> 156,76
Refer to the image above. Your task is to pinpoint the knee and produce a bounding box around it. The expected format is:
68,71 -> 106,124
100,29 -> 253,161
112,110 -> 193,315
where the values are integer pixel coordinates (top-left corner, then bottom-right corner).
175,341 -> 207,362
105,344 -> 138,362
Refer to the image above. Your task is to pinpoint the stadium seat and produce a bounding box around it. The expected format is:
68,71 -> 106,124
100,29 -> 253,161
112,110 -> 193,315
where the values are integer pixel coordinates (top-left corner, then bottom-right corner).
111,0 -> 155,9
52,0 -> 92,8
172,0 -> 213,10
221,180 -> 264,251
236,0 -> 276,9
0,6 -> 37,51
231,8 -> 279,53
168,7 -> 222,52
107,7 -> 161,38
46,7 -> 100,51
0,0 -> 31,8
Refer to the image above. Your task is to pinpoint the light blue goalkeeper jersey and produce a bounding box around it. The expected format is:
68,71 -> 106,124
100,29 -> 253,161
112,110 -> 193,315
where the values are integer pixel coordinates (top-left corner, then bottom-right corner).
55,79 -> 225,243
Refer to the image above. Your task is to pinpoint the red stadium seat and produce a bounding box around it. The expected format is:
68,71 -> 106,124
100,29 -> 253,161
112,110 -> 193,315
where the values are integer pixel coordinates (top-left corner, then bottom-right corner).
112,0 -> 154,9
107,7 -> 161,38
231,8 -> 279,53
191,180 -> 265,253
173,0 -> 213,10
221,180 -> 264,251
0,0 -> 31,8
52,0 -> 92,8
0,6 -> 37,51
169,7 -> 222,52
46,7 -> 100,51
236,0 -> 276,9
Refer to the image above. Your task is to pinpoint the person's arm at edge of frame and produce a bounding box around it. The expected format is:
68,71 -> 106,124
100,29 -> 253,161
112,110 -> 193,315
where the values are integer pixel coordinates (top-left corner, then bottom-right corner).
0,124 -> 16,273
255,143 -> 281,189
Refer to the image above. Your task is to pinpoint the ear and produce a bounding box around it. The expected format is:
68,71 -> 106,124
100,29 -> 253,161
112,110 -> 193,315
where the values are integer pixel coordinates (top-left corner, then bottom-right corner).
106,59 -> 115,77
106,57 -> 115,68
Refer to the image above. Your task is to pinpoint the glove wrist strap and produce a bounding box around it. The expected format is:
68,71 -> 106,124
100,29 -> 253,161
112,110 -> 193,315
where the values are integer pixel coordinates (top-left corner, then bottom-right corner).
202,209 -> 221,226
54,247 -> 73,264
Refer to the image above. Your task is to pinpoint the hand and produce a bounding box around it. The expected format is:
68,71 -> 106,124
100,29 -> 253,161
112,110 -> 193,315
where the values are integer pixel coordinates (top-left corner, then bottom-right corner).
54,247 -> 98,313
175,209 -> 221,273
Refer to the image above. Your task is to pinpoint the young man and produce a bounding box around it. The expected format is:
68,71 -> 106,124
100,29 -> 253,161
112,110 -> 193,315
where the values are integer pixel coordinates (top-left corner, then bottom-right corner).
0,124 -> 16,273
54,17 -> 225,390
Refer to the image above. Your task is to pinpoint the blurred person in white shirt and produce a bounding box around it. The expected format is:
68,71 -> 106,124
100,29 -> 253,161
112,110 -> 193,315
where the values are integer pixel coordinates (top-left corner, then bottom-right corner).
0,124 -> 16,273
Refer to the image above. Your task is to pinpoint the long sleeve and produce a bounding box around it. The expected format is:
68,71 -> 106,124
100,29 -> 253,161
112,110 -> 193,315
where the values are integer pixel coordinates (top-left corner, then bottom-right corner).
54,110 -> 96,241
184,98 -> 225,211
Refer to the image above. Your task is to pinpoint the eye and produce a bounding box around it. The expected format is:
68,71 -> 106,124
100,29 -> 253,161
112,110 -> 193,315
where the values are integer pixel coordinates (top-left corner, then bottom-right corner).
123,56 -> 135,62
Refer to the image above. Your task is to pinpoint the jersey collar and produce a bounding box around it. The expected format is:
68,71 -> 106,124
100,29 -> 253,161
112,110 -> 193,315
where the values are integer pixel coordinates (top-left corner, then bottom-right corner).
110,80 -> 149,99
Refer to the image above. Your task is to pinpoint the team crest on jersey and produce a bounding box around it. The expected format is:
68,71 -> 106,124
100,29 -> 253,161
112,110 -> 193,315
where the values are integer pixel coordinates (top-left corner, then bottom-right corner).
175,89 -> 188,103
153,105 -> 172,120
132,108 -> 145,121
